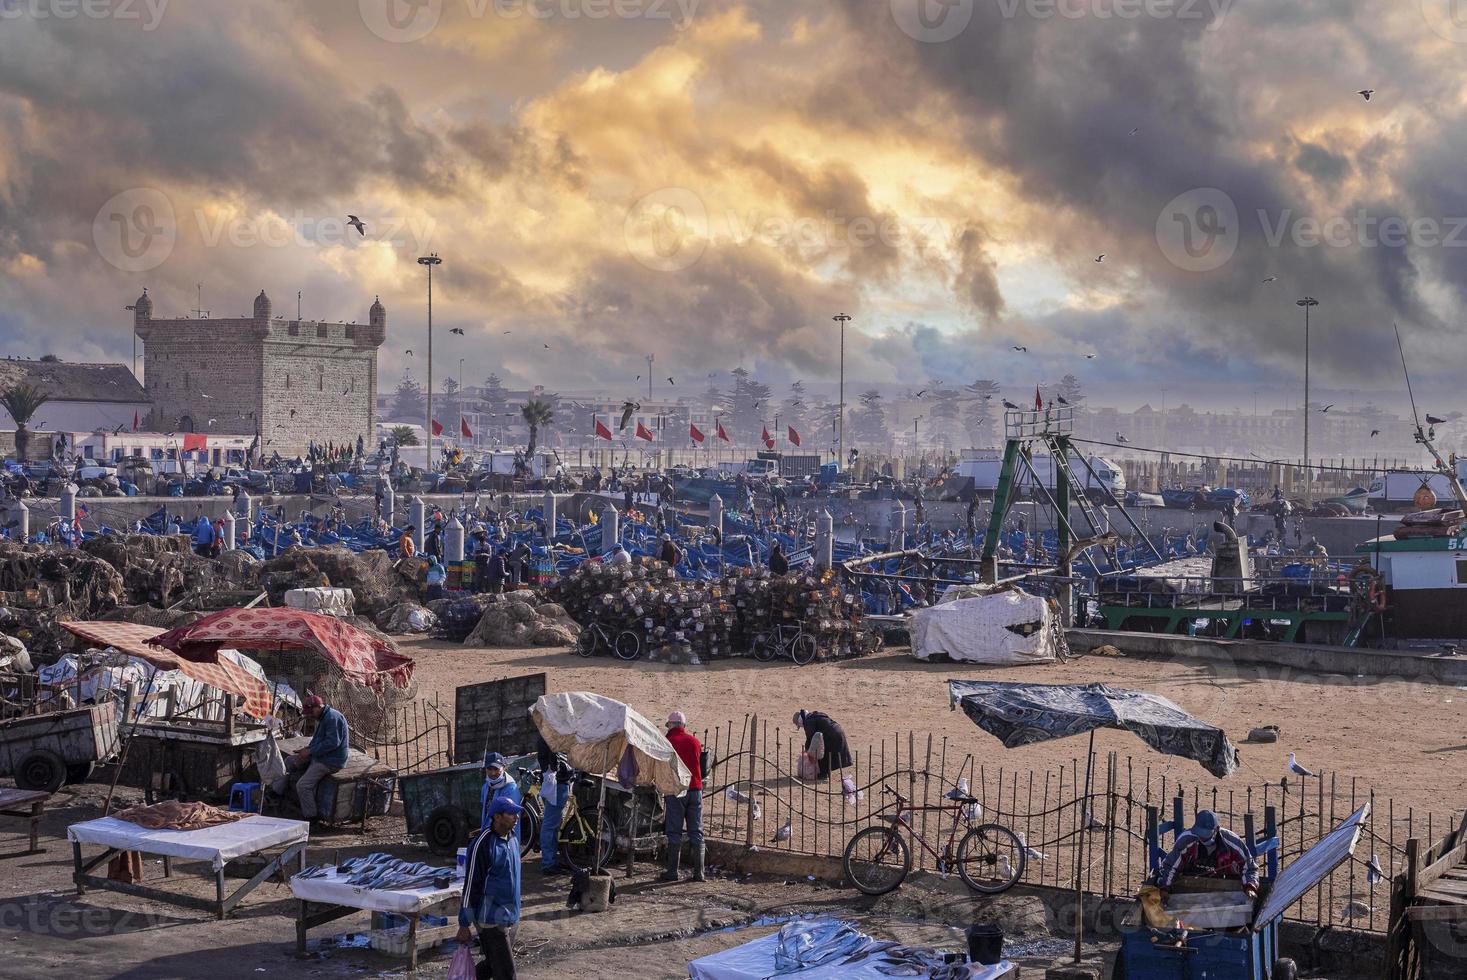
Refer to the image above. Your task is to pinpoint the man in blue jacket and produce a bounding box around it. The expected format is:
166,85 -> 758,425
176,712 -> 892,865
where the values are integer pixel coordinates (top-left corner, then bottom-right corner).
457,795 -> 523,979
192,515 -> 215,557
274,694 -> 348,822
479,751 -> 523,831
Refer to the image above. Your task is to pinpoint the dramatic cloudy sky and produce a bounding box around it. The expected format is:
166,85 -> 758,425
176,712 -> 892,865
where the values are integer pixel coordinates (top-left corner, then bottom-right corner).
2,0 -> 1465,411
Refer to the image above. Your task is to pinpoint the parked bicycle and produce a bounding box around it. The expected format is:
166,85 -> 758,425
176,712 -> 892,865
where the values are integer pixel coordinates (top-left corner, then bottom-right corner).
842,786 -> 1025,896
522,772 -> 610,871
577,621 -> 642,661
752,622 -> 818,666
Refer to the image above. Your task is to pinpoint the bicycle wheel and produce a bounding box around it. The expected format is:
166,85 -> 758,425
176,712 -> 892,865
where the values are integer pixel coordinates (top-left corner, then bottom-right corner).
517,805 -> 539,859
576,628 -> 599,658
956,823 -> 1025,894
560,817 -> 599,871
613,630 -> 641,661
751,631 -> 778,662
790,632 -> 818,666
843,826 -> 911,896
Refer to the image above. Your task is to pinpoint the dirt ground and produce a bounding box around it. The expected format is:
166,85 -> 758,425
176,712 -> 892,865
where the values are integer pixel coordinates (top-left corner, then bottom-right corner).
398,636 -> 1467,822
0,784 -> 1112,979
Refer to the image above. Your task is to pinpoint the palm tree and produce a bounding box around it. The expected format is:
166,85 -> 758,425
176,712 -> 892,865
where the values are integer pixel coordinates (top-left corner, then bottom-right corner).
389,425 -> 419,447
521,399 -> 554,456
1,383 -> 50,461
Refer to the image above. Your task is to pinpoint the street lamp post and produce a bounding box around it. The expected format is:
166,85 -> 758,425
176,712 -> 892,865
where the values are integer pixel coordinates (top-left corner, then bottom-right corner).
1296,297 -> 1319,505
418,253 -> 442,459
833,314 -> 850,466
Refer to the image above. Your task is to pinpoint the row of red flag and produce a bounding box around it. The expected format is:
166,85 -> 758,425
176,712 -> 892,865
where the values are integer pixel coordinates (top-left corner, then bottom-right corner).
429,418 -> 475,438
594,418 -> 800,448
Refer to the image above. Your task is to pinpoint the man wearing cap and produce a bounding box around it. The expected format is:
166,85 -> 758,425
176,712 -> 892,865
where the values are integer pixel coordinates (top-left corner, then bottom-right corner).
457,795 -> 523,979
479,752 -> 524,832
275,695 -> 348,822
661,711 -> 705,883
1157,809 -> 1259,902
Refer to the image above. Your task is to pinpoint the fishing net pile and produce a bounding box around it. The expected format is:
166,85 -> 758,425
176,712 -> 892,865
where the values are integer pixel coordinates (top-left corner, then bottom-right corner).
461,592 -> 580,648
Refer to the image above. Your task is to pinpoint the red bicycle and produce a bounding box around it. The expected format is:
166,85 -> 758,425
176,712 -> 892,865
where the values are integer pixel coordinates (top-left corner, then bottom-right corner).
842,786 -> 1026,896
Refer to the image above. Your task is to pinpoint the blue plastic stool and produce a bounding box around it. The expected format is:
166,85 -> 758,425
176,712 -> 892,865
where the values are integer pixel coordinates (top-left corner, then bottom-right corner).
227,782 -> 260,813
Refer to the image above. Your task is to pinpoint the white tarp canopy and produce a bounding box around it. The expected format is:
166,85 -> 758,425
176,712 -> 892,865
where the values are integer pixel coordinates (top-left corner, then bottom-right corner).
909,590 -> 1059,665
530,691 -> 691,797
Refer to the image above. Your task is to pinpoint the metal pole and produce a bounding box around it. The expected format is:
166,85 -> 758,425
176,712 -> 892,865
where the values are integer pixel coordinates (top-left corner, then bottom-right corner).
1075,728 -> 1095,964
834,314 -> 850,467
419,254 -> 442,461
1297,297 -> 1318,506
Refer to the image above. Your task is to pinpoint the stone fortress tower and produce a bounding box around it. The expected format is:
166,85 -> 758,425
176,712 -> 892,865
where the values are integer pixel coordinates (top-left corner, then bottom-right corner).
133,288 -> 386,457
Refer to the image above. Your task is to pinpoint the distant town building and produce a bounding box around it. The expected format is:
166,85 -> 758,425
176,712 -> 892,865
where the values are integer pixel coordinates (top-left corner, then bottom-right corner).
133,288 -> 384,456
0,359 -> 149,434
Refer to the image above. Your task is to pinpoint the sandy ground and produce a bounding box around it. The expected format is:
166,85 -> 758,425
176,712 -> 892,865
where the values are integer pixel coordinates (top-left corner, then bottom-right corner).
397,637 -> 1467,825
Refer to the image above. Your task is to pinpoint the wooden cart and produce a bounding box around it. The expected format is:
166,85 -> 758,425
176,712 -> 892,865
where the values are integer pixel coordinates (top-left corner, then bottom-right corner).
0,704 -> 119,791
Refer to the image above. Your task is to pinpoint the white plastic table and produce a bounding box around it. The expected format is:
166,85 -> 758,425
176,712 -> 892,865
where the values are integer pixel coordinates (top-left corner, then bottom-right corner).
290,866 -> 463,971
69,813 -> 308,919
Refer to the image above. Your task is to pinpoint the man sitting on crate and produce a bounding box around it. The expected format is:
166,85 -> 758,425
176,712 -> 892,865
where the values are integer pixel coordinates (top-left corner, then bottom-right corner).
1156,810 -> 1259,903
272,694 -> 348,823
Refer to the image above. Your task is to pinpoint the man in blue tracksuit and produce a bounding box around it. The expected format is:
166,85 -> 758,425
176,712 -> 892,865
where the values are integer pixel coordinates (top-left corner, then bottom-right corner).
479,752 -> 523,831
457,795 -> 523,979
273,694 -> 348,821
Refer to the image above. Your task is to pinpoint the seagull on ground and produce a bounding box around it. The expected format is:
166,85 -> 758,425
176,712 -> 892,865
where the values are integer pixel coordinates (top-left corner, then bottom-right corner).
771,817 -> 792,843
1018,832 -> 1046,861
1340,900 -> 1372,921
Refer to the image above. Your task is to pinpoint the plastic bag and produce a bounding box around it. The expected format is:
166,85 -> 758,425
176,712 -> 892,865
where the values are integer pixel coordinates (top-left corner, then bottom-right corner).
796,752 -> 820,781
255,729 -> 287,791
447,944 -> 476,980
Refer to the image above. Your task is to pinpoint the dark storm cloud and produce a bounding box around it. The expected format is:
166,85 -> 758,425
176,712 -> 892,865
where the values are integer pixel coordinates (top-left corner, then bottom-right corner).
832,0 -> 1467,387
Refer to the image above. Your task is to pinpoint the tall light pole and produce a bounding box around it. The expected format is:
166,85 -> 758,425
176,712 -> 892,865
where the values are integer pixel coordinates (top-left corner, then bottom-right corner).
418,253 -> 441,458
1297,297 -> 1319,505
833,314 -> 850,466
646,353 -> 654,401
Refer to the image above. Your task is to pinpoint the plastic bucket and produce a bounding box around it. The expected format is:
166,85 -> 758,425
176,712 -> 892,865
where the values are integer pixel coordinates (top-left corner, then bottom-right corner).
966,924 -> 1004,965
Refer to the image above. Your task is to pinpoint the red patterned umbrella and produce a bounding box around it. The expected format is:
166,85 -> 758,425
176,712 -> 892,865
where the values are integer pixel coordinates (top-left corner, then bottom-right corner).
150,608 -> 415,689
60,620 -> 275,719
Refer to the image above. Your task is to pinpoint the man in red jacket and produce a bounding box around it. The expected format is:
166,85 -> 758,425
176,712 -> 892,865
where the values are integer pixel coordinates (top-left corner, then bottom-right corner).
662,710 -> 705,883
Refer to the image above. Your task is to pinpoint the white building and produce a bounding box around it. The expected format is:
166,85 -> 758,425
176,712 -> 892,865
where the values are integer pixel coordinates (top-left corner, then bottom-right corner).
0,359 -> 149,434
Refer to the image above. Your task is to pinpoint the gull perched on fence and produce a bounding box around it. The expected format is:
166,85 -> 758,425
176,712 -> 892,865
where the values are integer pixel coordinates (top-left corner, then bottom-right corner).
1287,753 -> 1314,778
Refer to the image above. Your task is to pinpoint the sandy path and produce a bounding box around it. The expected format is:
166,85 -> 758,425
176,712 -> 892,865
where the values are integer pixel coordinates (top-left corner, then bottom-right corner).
396,637 -> 1466,826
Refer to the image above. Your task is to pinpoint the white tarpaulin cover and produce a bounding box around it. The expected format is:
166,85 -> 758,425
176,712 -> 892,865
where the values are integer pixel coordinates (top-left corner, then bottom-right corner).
531,692 -> 691,797
290,867 -> 463,914
909,591 -> 1058,664
688,918 -> 1013,980
284,587 -> 355,618
67,814 -> 308,871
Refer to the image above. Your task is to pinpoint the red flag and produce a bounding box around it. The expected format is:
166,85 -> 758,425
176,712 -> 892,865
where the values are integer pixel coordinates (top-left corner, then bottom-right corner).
431,419 -> 444,436
182,434 -> 208,453
1034,386 -> 1043,410
635,420 -> 655,442
594,417 -> 613,440
787,425 -> 801,447
460,418 -> 473,439
132,410 -> 139,431
689,422 -> 705,444
761,426 -> 774,449
716,420 -> 731,443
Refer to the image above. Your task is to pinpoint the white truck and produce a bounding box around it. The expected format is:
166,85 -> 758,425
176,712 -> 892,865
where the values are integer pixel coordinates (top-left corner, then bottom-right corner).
956,450 -> 1126,498
1368,462 -> 1467,511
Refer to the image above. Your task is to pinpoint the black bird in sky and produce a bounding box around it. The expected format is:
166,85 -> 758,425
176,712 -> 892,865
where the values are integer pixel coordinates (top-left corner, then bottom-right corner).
619,401 -> 640,430
1358,89 -> 1375,102
1370,430 -> 1380,437
450,327 -> 464,335
346,215 -> 366,236
1012,346 -> 1028,352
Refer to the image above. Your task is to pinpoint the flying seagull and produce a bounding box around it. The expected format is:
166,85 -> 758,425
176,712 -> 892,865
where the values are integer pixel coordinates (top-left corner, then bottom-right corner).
1321,404 -> 1334,413
1426,414 -> 1447,425
346,215 -> 366,236
619,401 -> 641,430
207,418 -> 217,427
1116,433 -> 1130,443
914,389 -> 928,398
1094,254 -> 1106,263
405,349 -> 413,356
1287,752 -> 1314,778
1261,276 -> 1278,283
1012,345 -> 1028,352
543,343 -> 551,349
1127,127 -> 1140,137
450,327 -> 464,336
1370,430 -> 1380,437
1085,353 -> 1097,359
1358,89 -> 1374,102
667,377 -> 675,385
